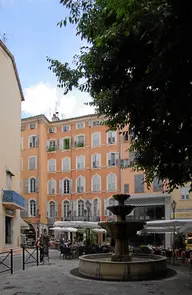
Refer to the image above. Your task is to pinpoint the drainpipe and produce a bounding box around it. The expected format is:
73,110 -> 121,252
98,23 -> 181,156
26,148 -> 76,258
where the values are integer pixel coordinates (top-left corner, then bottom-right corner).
37,118 -> 40,237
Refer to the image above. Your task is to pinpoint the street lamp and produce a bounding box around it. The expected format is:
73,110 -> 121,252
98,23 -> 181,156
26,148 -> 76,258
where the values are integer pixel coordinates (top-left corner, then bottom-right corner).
86,201 -> 91,221
171,200 -> 177,265
171,200 -> 177,219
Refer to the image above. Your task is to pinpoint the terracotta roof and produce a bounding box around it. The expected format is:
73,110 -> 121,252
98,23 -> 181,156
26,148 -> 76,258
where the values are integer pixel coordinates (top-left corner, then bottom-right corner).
0,40 -> 24,101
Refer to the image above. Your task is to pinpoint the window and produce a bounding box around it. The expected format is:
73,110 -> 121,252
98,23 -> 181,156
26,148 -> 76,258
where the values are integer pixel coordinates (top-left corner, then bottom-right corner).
47,140 -> 57,152
92,175 -> 101,192
48,127 -> 56,133
64,179 -> 70,194
76,155 -> 85,169
63,200 -> 70,218
30,200 -> 36,217
62,125 -> 70,132
76,176 -> 85,193
74,135 -> 85,147
107,153 -> 119,166
61,137 -> 71,150
78,200 -> 84,216
21,125 -> 25,131
20,158 -> 23,171
107,173 -> 117,191
107,131 -> 116,144
181,187 -> 190,200
129,152 -> 135,166
28,156 -> 36,170
29,123 -> 36,129
124,131 -> 128,141
48,159 -> 56,172
120,159 -> 129,168
134,174 -> 144,193
92,154 -> 101,168
6,172 -> 12,190
153,177 -> 163,192
124,184 -> 129,193
49,201 -> 55,218
62,157 -> 70,171
29,177 -> 36,193
48,179 -> 56,195
20,137 -> 23,149
93,199 -> 98,216
92,132 -> 101,147
28,135 -> 38,148
76,122 -> 85,129
93,121 -> 100,126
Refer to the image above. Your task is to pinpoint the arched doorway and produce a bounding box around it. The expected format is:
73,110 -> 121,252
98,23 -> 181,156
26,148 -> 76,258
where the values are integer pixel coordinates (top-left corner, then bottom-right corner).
21,219 -> 36,247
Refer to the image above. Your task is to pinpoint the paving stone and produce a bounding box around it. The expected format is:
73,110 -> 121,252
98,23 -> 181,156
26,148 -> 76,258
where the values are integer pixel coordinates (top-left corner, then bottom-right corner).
0,254 -> 191,295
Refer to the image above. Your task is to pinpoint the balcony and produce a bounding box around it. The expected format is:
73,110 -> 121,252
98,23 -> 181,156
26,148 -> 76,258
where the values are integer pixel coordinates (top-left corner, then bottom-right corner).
2,190 -> 25,210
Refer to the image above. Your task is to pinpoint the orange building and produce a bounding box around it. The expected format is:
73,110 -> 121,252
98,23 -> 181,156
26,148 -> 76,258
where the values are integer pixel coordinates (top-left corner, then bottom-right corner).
20,114 -> 171,246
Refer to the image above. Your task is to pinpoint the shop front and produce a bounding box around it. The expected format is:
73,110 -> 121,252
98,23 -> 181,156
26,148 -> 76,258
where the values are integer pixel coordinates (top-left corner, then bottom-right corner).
0,190 -> 25,252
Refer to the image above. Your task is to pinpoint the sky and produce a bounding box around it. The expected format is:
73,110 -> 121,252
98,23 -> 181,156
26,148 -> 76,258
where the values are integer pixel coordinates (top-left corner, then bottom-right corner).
0,0 -> 95,119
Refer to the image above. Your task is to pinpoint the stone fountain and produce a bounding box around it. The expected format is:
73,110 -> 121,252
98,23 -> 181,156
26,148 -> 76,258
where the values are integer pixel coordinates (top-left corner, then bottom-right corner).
99,194 -> 144,262
78,194 -> 167,281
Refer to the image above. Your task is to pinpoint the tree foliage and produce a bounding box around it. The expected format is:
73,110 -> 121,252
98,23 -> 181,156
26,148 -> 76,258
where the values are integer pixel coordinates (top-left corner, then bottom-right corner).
47,0 -> 192,192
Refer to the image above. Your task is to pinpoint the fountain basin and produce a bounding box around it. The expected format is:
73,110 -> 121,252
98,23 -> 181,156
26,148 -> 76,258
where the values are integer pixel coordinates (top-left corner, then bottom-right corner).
79,253 -> 167,281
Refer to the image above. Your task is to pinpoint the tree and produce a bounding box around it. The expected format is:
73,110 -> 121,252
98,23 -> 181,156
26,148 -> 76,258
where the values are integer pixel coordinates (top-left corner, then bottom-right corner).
47,0 -> 192,191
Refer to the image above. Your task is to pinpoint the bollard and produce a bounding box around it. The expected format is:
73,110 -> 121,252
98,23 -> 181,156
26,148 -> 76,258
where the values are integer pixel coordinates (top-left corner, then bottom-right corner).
22,246 -> 25,270
10,249 -> 13,274
36,245 -> 39,266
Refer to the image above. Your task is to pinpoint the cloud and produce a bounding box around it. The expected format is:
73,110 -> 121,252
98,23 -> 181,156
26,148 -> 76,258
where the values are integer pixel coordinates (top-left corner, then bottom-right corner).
22,82 -> 95,120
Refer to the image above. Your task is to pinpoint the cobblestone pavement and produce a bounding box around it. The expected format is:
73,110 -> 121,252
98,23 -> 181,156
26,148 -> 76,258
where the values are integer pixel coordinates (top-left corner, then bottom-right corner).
0,253 -> 192,295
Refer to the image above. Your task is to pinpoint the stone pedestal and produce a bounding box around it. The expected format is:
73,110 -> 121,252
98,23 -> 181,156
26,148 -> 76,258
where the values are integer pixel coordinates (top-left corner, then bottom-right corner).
111,238 -> 131,261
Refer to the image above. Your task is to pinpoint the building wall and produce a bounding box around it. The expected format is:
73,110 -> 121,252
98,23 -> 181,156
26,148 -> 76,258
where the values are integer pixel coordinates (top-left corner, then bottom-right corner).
21,114 -> 171,237
171,185 -> 192,219
0,45 -> 22,251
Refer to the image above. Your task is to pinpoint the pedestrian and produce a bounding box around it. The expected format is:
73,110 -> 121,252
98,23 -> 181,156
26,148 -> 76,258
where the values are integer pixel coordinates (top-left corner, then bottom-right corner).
37,235 -> 44,264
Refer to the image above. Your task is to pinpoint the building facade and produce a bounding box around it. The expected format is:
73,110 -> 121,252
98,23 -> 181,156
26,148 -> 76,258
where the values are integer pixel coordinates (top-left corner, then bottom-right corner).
21,114 -> 172,246
171,185 -> 192,219
0,41 -> 25,252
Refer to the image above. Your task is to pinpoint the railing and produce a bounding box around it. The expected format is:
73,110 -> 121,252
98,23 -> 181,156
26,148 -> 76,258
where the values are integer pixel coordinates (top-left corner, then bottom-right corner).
0,249 -> 13,274
22,246 -> 39,270
2,190 -> 25,208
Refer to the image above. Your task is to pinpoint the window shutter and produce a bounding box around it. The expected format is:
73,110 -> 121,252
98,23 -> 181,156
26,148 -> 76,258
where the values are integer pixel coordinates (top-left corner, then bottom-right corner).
46,140 -> 49,151
35,135 -> 39,147
59,180 -> 63,195
120,159 -> 124,168
24,200 -> 28,217
69,200 -> 72,213
115,153 -> 119,165
35,178 -> 39,192
24,179 -> 29,194
69,179 -> 72,193
55,200 -> 58,218
97,198 -> 101,218
59,138 -> 63,150
46,201 -> 50,218
36,199 -> 39,216
74,136 -> 77,147
73,200 -> 77,217
104,199 -> 109,216
134,174 -> 144,193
